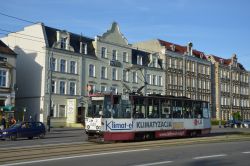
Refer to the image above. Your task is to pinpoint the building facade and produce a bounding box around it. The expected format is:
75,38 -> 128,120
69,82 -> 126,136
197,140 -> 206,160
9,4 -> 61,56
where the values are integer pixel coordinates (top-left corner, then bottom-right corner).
208,54 -> 250,120
1,23 -> 95,126
134,40 -> 212,113
0,40 -> 16,117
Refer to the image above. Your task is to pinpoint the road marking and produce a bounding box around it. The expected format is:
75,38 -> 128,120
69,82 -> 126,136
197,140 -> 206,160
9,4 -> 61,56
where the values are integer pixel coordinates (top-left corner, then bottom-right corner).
133,161 -> 173,166
193,154 -> 227,160
242,151 -> 250,154
0,149 -> 150,166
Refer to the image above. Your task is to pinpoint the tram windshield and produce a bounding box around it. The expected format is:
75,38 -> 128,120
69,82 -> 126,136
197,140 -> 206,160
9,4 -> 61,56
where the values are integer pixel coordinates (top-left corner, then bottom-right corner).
86,97 -> 104,118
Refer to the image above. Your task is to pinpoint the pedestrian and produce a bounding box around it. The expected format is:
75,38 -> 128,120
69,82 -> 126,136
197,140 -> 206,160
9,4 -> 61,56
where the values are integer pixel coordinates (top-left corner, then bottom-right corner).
9,116 -> 16,126
0,115 -> 6,130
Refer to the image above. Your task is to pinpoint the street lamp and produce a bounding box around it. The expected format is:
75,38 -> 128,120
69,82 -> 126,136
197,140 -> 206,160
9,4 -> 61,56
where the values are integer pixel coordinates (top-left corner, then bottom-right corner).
47,42 -> 58,132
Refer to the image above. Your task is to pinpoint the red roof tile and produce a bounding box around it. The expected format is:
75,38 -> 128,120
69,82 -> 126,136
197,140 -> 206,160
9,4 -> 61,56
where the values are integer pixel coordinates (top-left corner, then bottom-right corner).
158,39 -> 206,60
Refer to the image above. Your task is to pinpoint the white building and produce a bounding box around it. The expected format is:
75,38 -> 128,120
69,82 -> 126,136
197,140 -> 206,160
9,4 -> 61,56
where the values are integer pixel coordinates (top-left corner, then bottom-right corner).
1,23 -> 95,127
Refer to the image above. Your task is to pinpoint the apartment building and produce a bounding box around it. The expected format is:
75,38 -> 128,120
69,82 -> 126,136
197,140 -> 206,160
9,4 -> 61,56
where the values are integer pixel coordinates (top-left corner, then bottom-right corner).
134,40 -> 212,114
1,23 -> 95,126
0,40 -> 16,117
91,22 -> 165,95
208,54 -> 250,120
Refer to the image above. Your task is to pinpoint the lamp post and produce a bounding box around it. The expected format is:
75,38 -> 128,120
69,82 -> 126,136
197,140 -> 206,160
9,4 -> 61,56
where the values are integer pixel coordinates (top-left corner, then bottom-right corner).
47,42 -> 57,132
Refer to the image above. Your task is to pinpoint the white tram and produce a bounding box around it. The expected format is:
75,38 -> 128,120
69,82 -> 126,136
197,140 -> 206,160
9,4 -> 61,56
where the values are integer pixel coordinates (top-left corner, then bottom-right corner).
85,93 -> 211,141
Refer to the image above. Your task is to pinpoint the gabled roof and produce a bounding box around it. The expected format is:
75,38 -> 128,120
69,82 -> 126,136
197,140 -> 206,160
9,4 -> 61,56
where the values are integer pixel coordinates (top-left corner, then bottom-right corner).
0,40 -> 16,56
44,26 -> 96,56
208,54 -> 246,70
158,39 -> 207,60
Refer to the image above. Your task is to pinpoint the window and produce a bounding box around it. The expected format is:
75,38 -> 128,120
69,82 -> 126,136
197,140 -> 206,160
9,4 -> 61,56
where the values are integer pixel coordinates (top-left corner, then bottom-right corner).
51,80 -> 56,93
59,81 -> 66,94
112,50 -> 117,60
158,76 -> 162,86
83,43 -> 87,54
112,68 -> 118,80
101,67 -> 107,79
101,47 -> 107,58
89,64 -> 95,77
60,59 -> 66,72
101,85 -> 106,92
132,72 -> 138,83
70,61 -> 76,74
60,37 -> 67,49
168,58 -> 172,68
0,69 -> 7,87
152,75 -> 157,85
146,74 -> 151,84
192,63 -> 195,72
69,82 -> 76,95
123,52 -> 128,62
123,70 -> 129,82
137,56 -> 142,65
110,87 -> 117,94
153,58 -> 157,68
50,57 -> 56,71
59,105 -> 66,117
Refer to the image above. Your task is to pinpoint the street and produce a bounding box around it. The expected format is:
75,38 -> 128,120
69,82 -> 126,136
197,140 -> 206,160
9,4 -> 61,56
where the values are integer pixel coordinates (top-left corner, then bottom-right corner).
0,140 -> 249,166
0,126 -> 249,166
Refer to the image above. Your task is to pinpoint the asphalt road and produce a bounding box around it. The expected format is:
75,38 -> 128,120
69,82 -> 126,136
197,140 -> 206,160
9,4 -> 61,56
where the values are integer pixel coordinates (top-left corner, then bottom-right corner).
1,140 -> 249,166
0,126 -> 249,149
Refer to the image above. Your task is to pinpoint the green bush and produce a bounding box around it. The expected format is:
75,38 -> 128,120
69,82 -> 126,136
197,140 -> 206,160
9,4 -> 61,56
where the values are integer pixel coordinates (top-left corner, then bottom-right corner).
211,120 -> 226,125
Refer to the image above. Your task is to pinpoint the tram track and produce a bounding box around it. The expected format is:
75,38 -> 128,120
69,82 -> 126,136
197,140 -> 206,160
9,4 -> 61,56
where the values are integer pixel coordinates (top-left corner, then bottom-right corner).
0,134 -> 250,165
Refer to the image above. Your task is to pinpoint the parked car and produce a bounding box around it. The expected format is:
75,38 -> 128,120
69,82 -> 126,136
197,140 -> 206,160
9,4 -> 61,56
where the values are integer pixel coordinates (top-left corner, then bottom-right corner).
224,120 -> 241,128
0,121 -> 46,140
241,120 -> 250,128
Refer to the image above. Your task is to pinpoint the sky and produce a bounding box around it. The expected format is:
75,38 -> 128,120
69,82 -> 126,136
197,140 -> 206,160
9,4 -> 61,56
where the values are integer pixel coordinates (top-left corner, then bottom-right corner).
1,0 -> 250,69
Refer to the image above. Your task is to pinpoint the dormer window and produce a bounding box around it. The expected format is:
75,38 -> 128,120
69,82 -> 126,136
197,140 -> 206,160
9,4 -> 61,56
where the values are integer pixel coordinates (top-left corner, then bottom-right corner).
137,55 -> 142,65
170,44 -> 175,51
60,37 -> 67,49
81,43 -> 88,54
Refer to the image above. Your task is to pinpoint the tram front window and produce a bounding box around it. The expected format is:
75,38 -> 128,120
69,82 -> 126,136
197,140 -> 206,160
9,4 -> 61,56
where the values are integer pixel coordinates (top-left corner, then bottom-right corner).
87,100 -> 103,118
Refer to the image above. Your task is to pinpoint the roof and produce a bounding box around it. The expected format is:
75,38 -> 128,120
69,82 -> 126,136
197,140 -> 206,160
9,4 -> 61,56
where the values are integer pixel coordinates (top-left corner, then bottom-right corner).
44,26 -> 96,56
158,39 -> 207,60
208,54 -> 246,70
132,49 -> 151,66
0,40 -> 16,56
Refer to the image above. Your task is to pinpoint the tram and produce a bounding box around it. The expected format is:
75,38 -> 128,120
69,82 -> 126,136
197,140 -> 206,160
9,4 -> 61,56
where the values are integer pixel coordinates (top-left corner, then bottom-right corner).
85,92 -> 211,141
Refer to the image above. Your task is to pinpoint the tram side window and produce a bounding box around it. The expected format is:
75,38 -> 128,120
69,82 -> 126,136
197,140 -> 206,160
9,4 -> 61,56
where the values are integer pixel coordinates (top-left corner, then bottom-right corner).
202,102 -> 209,119
133,98 -> 145,118
122,100 -> 132,118
112,96 -> 120,118
148,98 -> 160,118
183,101 -> 193,118
103,96 -> 111,118
194,102 -> 203,118
161,100 -> 172,118
173,100 -> 183,118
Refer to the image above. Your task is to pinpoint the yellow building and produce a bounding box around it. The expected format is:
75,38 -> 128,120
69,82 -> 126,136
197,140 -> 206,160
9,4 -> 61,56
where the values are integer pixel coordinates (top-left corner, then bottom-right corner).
208,54 -> 250,120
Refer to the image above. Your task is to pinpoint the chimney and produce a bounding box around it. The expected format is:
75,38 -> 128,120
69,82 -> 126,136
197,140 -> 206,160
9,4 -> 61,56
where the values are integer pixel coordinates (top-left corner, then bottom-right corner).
187,42 -> 193,56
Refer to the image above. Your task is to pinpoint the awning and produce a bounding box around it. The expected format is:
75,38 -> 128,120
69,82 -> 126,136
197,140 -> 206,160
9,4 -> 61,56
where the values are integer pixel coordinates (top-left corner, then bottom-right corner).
0,105 -> 15,112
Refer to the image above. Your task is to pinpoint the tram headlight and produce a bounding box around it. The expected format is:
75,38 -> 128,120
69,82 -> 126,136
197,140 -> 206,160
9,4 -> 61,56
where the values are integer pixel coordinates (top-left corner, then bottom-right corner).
96,126 -> 101,130
87,125 -> 90,129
